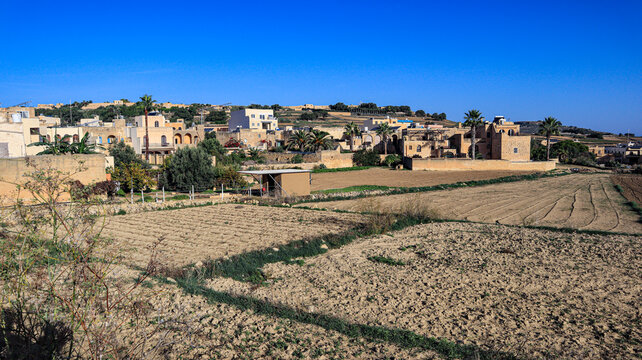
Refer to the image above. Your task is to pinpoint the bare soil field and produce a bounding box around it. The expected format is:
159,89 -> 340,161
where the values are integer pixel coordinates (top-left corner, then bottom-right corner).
208,222 -> 642,359
101,204 -> 365,267
307,173 -> 642,234
103,266 -> 428,359
311,168 -> 538,191
611,174 -> 642,203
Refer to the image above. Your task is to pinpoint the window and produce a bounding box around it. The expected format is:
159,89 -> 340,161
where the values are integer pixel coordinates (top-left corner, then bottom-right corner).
508,129 -> 515,136
97,136 -> 102,144
251,114 -> 255,118
417,145 -> 422,152
161,135 -> 167,145
514,148 -> 518,153
409,145 -> 413,150
30,128 -> 39,135
260,114 -> 265,120
154,121 -> 159,127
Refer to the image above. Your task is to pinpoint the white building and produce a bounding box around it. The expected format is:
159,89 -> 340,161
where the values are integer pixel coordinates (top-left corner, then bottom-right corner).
229,109 -> 278,131
134,111 -> 169,128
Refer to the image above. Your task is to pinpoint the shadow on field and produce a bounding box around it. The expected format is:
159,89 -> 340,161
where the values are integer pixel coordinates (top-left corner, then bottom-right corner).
176,279 -> 520,360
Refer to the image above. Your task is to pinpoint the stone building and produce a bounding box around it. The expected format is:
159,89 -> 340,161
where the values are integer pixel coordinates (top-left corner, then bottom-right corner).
401,116 -> 531,161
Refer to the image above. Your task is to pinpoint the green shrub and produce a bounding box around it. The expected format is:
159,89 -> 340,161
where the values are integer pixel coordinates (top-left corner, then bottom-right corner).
158,147 -> 216,192
170,194 -> 190,201
384,154 -> 402,168
368,256 -> 405,266
291,154 -> 303,164
115,209 -> 127,215
353,149 -> 380,166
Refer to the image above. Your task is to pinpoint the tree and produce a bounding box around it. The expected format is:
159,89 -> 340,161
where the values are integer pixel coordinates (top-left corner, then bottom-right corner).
139,94 -> 156,161
463,109 -> 484,160
287,130 -> 308,151
300,112 -> 317,121
306,130 -> 333,152
330,102 -> 349,111
205,110 -> 228,124
343,122 -> 361,152
375,123 -> 393,155
70,132 -> 102,154
353,149 -> 380,166
539,116 -> 562,160
109,141 -> 146,169
415,110 -> 426,117
111,162 -> 155,192
29,134 -> 73,155
159,147 -> 216,192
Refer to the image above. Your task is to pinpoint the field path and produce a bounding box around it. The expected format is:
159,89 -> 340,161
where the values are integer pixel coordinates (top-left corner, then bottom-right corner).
305,174 -> 642,233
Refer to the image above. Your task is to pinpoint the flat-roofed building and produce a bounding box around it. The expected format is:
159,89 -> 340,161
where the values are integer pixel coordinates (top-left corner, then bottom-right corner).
229,109 -> 278,131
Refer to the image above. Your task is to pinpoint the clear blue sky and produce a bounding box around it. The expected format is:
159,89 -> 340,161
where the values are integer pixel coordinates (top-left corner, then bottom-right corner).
1,0 -> 640,134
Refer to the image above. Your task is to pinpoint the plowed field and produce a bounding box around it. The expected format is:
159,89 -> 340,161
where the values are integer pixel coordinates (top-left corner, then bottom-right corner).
208,222 -> 642,358
102,204 -> 365,267
307,174 -> 642,234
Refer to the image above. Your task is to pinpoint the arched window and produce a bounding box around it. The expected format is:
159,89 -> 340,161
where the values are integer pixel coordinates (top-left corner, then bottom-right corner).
417,145 -> 422,152
107,135 -> 116,144
508,129 -> 515,136
161,135 -> 167,145
97,136 -> 102,144
72,134 -> 79,143
154,121 -> 159,127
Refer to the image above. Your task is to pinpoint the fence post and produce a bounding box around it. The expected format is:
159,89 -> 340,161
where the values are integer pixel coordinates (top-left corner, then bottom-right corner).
130,187 -> 133,204
221,184 -> 224,199
141,190 -> 144,203
192,185 -> 195,200
162,187 -> 165,202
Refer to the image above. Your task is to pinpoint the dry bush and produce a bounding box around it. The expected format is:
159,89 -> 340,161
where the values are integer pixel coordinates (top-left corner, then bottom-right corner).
397,197 -> 443,221
355,197 -> 396,233
0,162 -> 178,359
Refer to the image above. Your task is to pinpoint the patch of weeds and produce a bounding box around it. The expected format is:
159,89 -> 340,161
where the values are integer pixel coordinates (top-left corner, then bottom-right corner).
398,244 -> 418,251
283,259 -> 305,266
186,214 -> 435,284
115,209 -> 127,215
312,185 -> 391,194
368,256 -> 405,266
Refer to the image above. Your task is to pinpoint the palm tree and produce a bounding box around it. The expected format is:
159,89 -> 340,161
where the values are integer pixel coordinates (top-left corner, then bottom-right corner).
375,122 -> 393,155
286,130 -> 308,151
70,132 -> 103,154
463,109 -> 484,160
538,116 -> 562,160
306,130 -> 333,152
29,133 -> 73,155
140,94 -> 157,161
343,122 -> 361,152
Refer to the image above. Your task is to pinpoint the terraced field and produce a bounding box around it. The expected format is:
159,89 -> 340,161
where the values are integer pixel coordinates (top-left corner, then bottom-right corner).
306,173 -> 642,234
102,204 -> 365,267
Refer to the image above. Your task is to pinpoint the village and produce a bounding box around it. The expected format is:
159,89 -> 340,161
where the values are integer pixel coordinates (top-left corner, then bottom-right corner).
0,97 -> 641,359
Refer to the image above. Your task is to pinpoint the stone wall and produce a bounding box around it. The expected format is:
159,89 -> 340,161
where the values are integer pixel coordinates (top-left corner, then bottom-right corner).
0,154 -> 108,202
404,158 -> 556,171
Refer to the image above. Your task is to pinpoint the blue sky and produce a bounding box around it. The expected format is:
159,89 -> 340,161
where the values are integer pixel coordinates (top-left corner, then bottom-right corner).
1,0 -> 640,134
